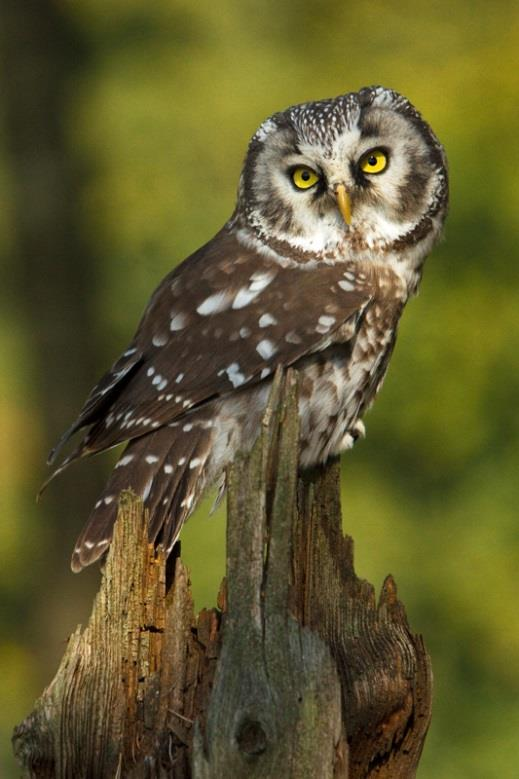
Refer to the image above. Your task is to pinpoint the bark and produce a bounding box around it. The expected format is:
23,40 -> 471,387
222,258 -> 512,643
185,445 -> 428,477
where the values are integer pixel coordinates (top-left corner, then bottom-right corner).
13,371 -> 432,777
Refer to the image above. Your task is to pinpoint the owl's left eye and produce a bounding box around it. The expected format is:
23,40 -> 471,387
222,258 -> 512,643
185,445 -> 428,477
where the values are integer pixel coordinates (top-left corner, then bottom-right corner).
291,166 -> 320,190
359,148 -> 388,175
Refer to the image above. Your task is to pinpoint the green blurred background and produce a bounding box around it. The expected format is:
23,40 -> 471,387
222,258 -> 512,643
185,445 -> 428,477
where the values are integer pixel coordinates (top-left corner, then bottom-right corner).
1,1 -> 518,775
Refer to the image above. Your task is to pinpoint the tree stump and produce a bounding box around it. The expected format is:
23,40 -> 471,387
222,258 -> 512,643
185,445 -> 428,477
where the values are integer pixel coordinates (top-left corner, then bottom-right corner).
13,370 -> 432,777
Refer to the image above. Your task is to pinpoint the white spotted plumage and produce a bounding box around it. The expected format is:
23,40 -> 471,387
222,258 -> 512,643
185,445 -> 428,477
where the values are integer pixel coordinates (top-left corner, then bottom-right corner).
45,86 -> 448,572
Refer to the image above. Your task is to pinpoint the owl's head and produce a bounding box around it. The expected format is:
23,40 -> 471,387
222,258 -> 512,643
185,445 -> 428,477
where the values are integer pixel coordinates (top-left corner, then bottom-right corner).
236,87 -> 448,266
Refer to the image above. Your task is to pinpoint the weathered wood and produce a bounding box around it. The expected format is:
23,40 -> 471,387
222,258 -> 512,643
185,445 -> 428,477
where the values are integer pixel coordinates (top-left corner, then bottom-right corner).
193,370 -> 345,778
294,463 -> 432,778
12,493 -> 220,778
13,371 -> 432,777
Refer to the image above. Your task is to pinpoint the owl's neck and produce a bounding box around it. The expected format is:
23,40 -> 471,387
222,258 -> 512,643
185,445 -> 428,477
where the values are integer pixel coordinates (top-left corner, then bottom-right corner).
230,206 -> 443,296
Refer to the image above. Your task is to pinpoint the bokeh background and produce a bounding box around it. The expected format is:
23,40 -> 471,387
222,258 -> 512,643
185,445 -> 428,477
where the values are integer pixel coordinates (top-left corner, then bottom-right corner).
1,1 -> 518,776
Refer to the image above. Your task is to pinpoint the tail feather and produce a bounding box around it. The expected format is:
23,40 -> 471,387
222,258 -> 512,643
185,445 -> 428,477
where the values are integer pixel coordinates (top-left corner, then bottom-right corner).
147,424 -> 211,548
70,420 -> 214,572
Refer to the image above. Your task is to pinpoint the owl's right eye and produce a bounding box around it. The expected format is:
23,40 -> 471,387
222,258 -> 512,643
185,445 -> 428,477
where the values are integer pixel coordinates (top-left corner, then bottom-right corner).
291,166 -> 320,190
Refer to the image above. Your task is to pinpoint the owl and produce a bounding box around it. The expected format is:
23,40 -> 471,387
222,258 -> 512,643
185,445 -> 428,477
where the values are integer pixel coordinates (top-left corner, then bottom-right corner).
47,86 -> 448,572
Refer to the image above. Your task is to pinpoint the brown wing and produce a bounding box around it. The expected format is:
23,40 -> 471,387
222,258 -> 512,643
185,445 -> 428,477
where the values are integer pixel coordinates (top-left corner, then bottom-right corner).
49,226 -> 372,474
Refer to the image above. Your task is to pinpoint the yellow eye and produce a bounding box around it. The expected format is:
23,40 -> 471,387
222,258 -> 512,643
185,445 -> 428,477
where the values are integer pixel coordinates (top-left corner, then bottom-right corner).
291,166 -> 320,190
359,148 -> 388,174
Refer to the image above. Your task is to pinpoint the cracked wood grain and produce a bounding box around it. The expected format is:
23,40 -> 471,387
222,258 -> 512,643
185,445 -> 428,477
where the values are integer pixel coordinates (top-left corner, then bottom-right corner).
13,369 -> 431,778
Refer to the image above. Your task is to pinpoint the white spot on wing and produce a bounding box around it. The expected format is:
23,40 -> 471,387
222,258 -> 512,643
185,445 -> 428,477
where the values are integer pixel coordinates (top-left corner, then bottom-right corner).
232,271 -> 276,310
338,280 -> 355,292
259,313 -> 277,328
316,314 -> 336,334
145,455 -> 159,464
152,333 -> 168,347
197,291 -> 232,316
116,454 -> 134,468
170,312 -> 188,331
232,286 -> 260,309
142,478 -> 153,502
319,315 -> 336,327
256,339 -> 277,360
225,362 -> 246,388
248,271 -> 275,291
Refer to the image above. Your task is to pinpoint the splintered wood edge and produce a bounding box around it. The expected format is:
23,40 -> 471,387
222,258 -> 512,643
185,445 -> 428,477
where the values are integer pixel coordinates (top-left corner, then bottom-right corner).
14,373 -> 431,779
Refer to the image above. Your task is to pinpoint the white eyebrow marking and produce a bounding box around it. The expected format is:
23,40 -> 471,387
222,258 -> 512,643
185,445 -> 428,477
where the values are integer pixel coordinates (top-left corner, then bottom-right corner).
197,291 -> 233,316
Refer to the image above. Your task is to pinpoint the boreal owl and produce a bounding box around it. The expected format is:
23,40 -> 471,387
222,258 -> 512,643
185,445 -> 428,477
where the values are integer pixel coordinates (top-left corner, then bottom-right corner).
46,86 -> 448,572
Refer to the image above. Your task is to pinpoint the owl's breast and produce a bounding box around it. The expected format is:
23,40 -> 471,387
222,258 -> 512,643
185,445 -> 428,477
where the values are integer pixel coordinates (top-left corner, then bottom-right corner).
297,280 -> 404,467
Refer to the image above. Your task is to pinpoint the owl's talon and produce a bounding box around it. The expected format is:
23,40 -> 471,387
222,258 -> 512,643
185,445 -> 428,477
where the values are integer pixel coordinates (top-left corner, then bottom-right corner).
351,420 -> 366,441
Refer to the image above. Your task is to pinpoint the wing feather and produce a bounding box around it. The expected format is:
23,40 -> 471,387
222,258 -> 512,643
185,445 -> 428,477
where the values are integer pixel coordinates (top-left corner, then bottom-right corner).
50,227 -> 372,473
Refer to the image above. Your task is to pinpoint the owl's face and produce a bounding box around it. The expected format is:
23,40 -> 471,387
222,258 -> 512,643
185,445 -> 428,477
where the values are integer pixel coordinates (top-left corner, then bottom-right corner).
238,87 -> 448,261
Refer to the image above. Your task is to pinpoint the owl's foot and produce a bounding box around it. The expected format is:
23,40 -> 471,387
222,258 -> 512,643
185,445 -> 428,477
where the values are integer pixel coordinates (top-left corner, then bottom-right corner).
341,420 -> 366,450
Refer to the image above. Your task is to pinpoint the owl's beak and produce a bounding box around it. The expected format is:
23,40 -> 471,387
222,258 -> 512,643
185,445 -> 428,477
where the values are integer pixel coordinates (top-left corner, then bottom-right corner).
334,184 -> 352,226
